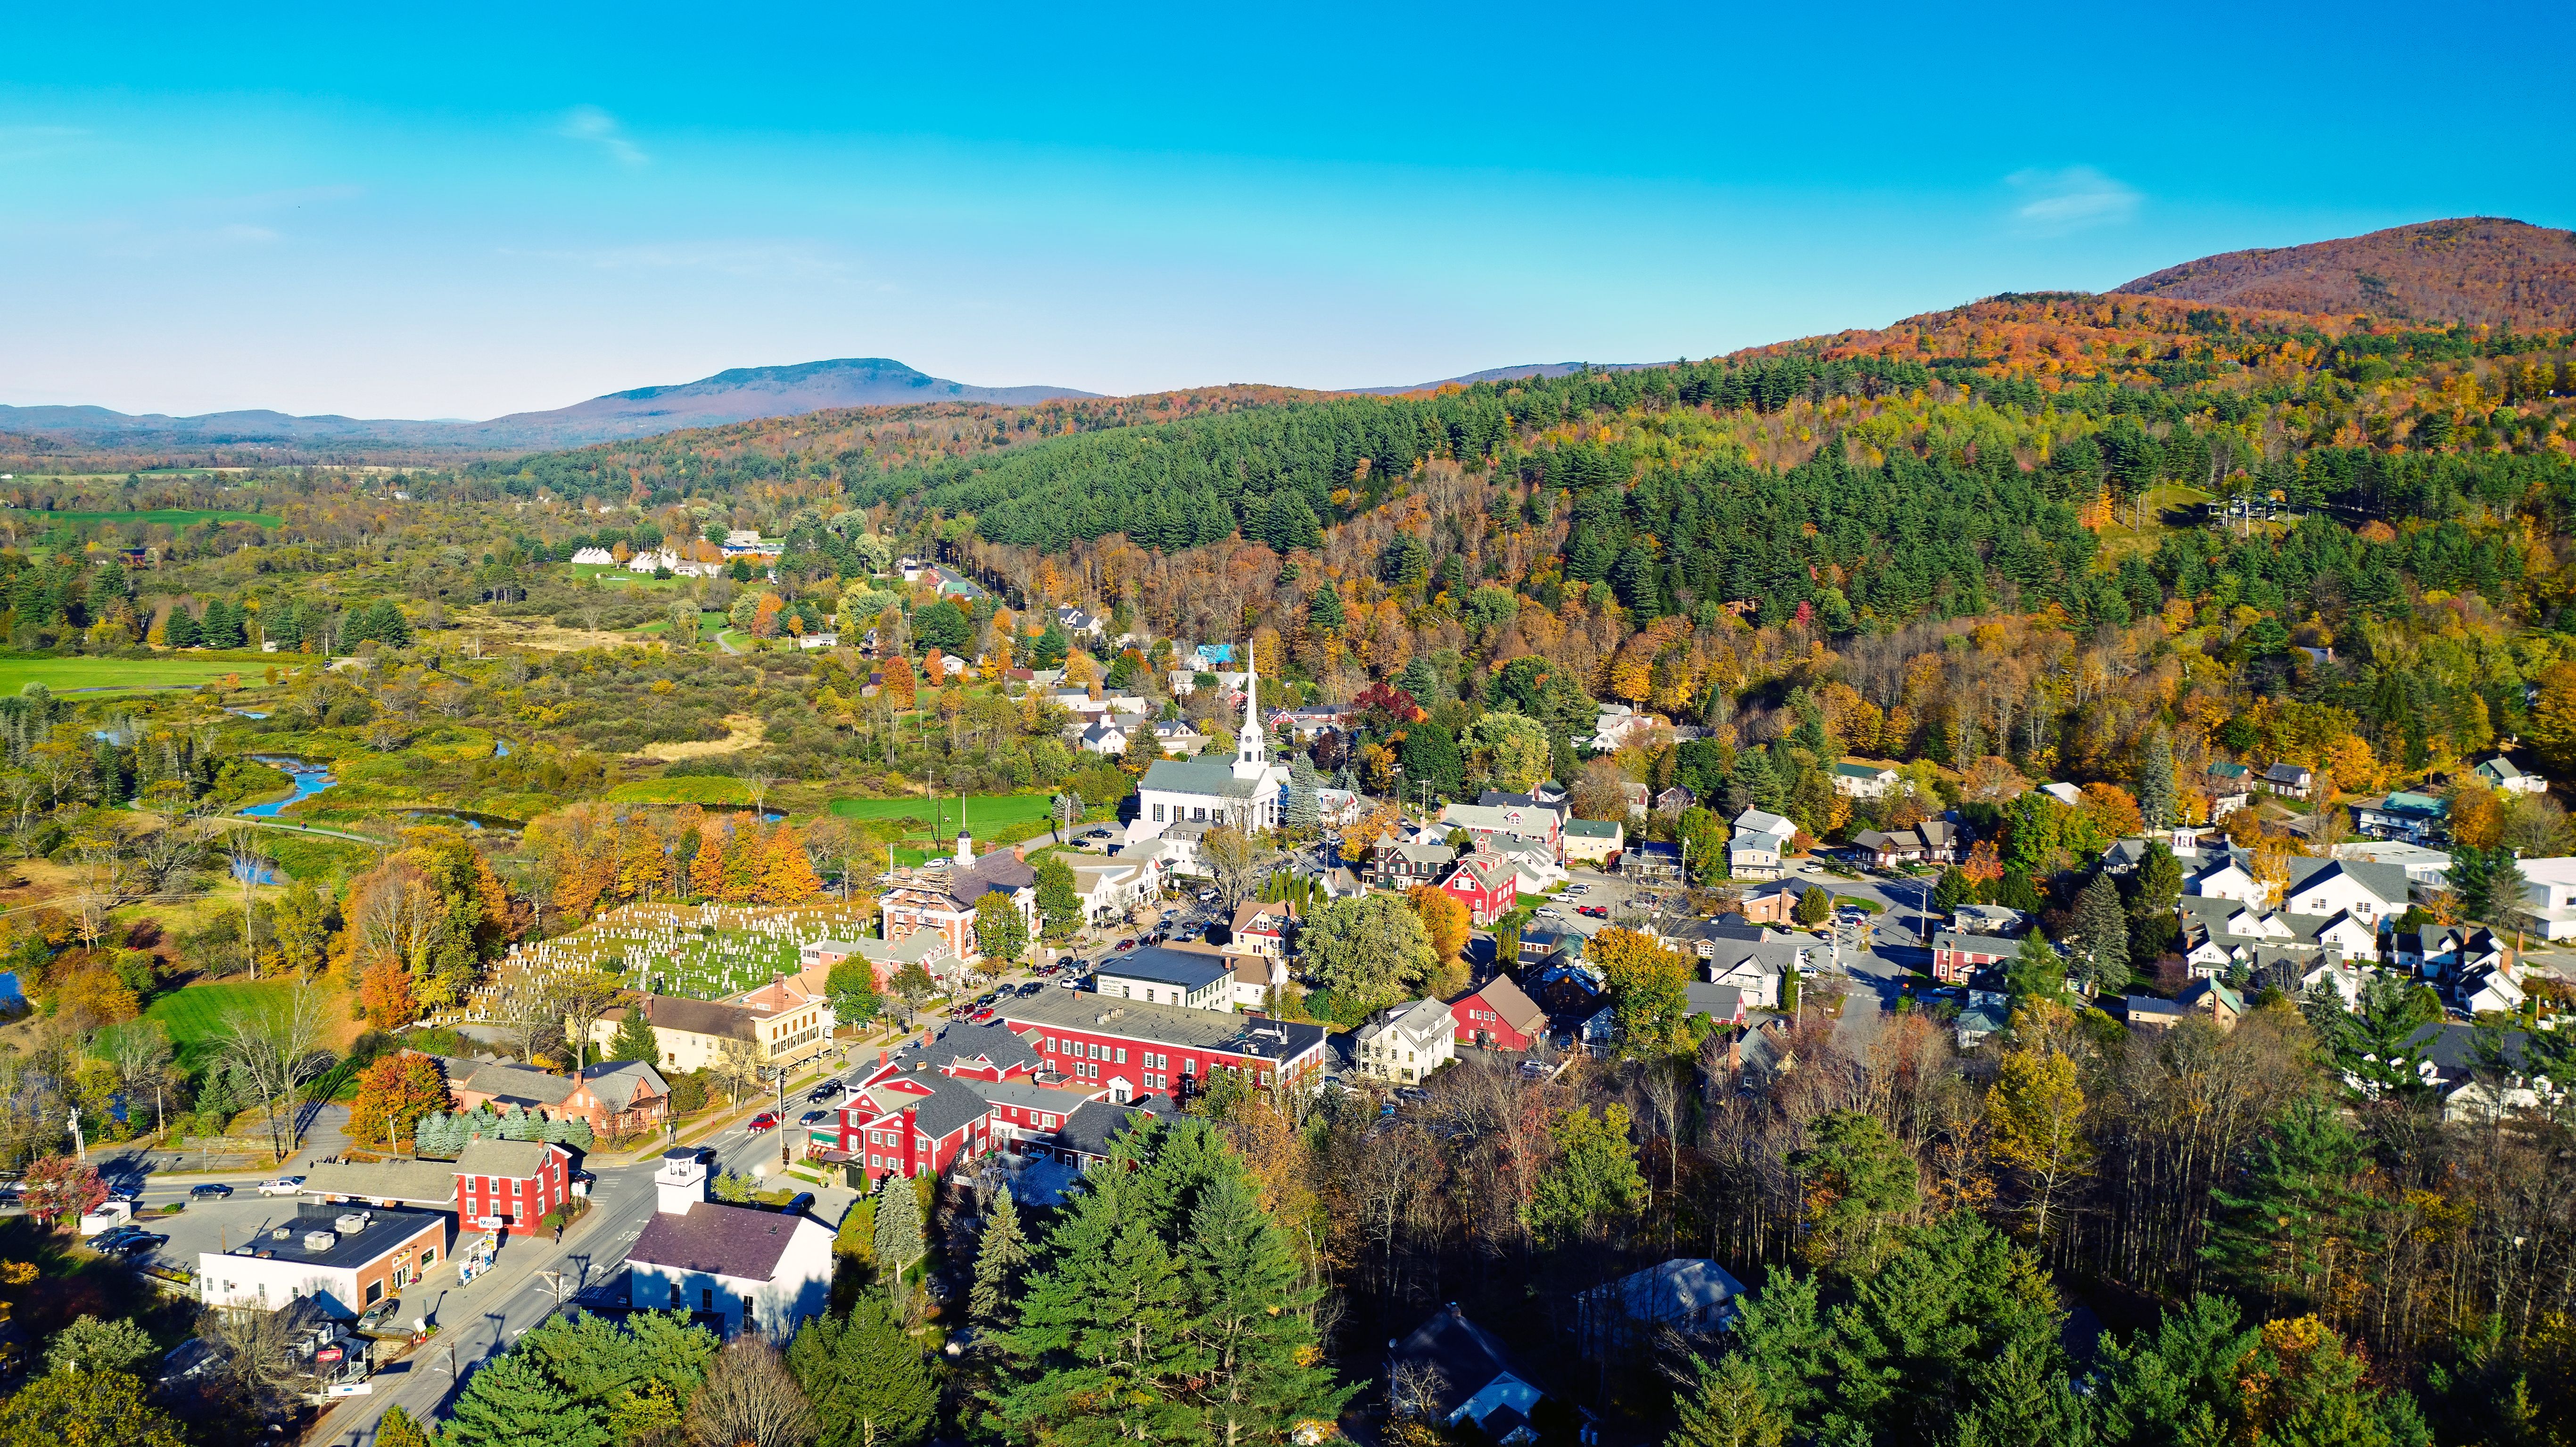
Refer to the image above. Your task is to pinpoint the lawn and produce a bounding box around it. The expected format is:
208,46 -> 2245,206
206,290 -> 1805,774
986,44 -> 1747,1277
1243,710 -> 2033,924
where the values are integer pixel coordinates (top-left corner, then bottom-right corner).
0,653 -> 263,695
828,793 -> 1058,833
0,507 -> 281,527
606,776 -> 761,806
142,979 -> 300,1072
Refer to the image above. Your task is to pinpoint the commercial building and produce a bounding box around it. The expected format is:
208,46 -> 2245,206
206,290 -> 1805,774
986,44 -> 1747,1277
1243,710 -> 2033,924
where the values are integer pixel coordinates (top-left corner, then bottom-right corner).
1000,988 -> 1330,1103
198,1203 -> 449,1316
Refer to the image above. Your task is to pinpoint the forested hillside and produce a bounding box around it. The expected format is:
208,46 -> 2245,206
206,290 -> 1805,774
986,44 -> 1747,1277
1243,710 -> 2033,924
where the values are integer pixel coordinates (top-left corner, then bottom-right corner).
2115,217 -> 2576,330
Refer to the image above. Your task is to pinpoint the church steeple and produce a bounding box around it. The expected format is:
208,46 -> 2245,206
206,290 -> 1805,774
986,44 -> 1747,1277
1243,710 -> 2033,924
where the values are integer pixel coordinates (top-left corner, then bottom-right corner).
1232,641 -> 1267,781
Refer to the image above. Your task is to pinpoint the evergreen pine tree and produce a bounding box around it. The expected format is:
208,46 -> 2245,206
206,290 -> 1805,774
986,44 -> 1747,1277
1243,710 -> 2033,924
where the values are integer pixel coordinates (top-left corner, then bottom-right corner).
1305,584 -> 1343,635
2125,842 -> 2185,973
1286,755 -> 1322,831
1669,1354 -> 1789,1447
608,1008 -> 660,1065
165,607 -> 200,648
2070,870 -> 2131,995
787,1298 -> 938,1447
441,1351 -> 610,1447
2138,727 -> 2177,830
2006,929 -> 2066,1005
2201,1093 -> 2377,1316
1181,1170 -> 1357,1445
374,1406 -> 437,1447
969,1188 -> 1030,1328
874,1174 -> 924,1294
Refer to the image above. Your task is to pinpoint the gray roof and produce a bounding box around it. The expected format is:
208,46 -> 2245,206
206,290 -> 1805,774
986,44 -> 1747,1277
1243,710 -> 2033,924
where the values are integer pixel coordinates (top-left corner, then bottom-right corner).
628,1200 -> 810,1282
1001,990 -> 1328,1065
891,1019 -> 1043,1077
2282,855 -> 2409,903
605,996 -> 759,1043
964,1076 -> 1094,1114
1390,1307 -> 1540,1422
1684,982 -> 1743,1019
2404,1020 -> 2534,1078
578,1059 -> 669,1112
1095,945 -> 1234,992
880,1067 -> 997,1141
1582,1257 -> 1747,1330
1564,818 -> 1622,839
947,850 -> 1039,910
454,1138 -> 566,1180
2264,762 -> 2312,783
301,1158 -> 460,1207
459,1060 -> 578,1109
1137,759 -> 1263,800
1054,1094 -> 1178,1159
208,1202 -> 447,1272
1733,808 -> 1795,838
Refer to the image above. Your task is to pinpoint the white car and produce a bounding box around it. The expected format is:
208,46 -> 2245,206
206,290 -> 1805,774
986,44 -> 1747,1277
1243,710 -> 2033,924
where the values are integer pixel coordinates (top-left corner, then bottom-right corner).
256,1176 -> 305,1197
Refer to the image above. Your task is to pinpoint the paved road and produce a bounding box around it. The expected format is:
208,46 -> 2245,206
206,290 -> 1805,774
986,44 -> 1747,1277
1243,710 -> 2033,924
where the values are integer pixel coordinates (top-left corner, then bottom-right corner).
307,1070 -> 875,1447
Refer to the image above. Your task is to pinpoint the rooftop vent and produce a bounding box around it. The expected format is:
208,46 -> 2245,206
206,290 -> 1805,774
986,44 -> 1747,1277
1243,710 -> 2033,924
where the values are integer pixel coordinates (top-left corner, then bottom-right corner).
334,1212 -> 368,1234
305,1231 -> 338,1252
271,1227 -> 293,1241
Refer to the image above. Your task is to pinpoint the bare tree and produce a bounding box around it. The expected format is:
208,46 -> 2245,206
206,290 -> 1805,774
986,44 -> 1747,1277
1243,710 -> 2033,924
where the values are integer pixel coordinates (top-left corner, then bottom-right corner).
712,1037 -> 764,1108
203,1306 -> 300,1418
485,963 -> 572,1064
107,1022 -> 177,1137
555,971 -> 628,1071
210,987 -> 328,1163
227,826 -> 270,979
742,770 -> 778,819
686,1337 -> 816,1447
1199,824 -> 1277,912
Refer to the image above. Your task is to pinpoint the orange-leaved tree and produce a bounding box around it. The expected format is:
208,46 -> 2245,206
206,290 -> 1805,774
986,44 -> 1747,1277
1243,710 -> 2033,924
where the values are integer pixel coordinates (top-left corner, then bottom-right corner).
347,1051 -> 451,1153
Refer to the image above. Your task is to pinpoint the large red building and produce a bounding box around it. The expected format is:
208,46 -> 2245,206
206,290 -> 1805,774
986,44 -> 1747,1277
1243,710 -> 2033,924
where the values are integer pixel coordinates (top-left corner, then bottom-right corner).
999,990 -> 1331,1103
1439,855 -> 1519,928
1449,975 -> 1549,1052
833,1020 -> 1099,1184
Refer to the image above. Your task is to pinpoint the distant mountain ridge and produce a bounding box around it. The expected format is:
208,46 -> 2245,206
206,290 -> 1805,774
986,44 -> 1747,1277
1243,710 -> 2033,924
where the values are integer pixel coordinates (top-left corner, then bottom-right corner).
0,357 -> 1097,452
1342,361 -> 1655,395
2112,217 -> 2576,329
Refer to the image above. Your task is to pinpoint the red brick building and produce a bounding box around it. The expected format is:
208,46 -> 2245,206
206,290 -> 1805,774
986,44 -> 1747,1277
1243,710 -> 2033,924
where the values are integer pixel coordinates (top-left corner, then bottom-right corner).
1931,930 -> 2014,985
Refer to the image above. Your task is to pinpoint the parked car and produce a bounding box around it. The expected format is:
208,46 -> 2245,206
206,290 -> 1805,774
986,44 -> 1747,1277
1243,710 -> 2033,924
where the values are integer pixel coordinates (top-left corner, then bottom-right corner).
1577,905 -> 1608,918
357,1298 -> 405,1334
1057,975 -> 1083,989
1115,938 -> 1136,952
1394,1085 -> 1431,1103
256,1176 -> 305,1197
1017,981 -> 1044,996
1194,888 -> 1218,903
806,1083 -> 842,1104
101,1232 -> 166,1257
748,1112 -> 779,1132
971,1008 -> 996,1022
89,1226 -> 147,1251
799,1110 -> 832,1126
1518,1060 -> 1550,1080
189,1183 -> 234,1200
782,1191 -> 817,1214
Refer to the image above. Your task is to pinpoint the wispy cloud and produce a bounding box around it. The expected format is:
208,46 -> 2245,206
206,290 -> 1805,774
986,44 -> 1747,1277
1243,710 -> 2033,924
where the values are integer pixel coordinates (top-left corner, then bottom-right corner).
555,105 -> 647,167
0,124 -> 89,165
2006,166 -> 2139,235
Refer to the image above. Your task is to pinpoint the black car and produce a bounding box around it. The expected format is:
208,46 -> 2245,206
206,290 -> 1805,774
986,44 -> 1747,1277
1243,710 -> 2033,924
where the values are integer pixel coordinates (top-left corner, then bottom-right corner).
102,1232 -> 166,1257
189,1182 -> 234,1200
89,1226 -> 147,1250
782,1191 -> 816,1214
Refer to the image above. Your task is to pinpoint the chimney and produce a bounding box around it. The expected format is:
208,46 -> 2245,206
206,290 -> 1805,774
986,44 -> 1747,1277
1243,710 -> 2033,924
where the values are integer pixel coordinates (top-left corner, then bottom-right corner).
654,1149 -> 710,1216
878,1047 -> 888,1068
1012,845 -> 1025,862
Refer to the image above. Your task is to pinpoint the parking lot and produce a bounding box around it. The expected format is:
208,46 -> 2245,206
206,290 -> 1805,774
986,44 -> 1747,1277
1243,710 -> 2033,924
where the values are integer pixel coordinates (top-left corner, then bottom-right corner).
87,1189 -> 340,1277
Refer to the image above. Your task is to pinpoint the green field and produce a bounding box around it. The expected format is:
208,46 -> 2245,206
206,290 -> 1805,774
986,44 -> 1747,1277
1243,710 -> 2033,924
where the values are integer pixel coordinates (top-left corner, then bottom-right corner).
0,507 -> 281,527
828,793 -> 1057,832
605,777 -> 759,806
143,979 -> 299,1071
0,654 -> 261,695
261,830 -> 375,884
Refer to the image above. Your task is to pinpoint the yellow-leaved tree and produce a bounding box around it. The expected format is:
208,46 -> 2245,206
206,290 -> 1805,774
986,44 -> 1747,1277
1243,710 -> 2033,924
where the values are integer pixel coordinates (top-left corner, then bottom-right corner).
1984,1017 -> 2093,1246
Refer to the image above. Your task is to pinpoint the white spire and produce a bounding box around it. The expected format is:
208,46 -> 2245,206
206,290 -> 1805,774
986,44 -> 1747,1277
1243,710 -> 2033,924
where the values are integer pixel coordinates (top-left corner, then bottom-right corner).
1232,639 -> 1267,781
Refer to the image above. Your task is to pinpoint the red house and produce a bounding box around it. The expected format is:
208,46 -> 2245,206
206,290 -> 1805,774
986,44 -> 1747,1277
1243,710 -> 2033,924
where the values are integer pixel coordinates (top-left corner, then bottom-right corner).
1931,930 -> 2013,985
453,1138 -> 575,1237
1439,855 -> 1519,928
1450,975 -> 1548,1052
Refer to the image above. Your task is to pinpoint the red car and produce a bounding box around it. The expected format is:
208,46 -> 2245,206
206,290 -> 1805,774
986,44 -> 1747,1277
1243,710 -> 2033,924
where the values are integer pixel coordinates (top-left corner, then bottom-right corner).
1116,938 -> 1136,952
1578,905 -> 1609,919
748,1112 -> 778,1132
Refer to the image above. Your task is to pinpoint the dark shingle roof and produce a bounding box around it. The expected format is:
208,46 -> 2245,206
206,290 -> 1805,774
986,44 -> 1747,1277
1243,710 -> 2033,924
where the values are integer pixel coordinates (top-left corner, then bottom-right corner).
1002,991 -> 1328,1064
1054,1094 -> 1177,1159
628,1200 -> 807,1282
1095,946 -> 1233,992
891,1019 -> 1041,1077
1390,1306 -> 1540,1421
888,1068 -> 998,1141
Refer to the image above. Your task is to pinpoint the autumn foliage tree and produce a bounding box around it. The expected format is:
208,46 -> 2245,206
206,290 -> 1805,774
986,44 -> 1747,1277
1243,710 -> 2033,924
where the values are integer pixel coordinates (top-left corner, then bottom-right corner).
347,1051 -> 452,1152
1406,884 -> 1470,993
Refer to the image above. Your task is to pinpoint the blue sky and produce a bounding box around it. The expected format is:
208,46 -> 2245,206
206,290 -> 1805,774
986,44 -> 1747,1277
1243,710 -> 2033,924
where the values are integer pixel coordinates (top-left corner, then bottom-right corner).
6,2 -> 2569,420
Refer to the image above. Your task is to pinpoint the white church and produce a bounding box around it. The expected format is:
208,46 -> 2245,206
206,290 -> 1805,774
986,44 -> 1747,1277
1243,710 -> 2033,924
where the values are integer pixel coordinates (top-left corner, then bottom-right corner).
1123,645 -> 1288,848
